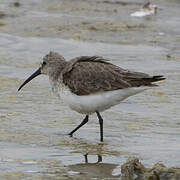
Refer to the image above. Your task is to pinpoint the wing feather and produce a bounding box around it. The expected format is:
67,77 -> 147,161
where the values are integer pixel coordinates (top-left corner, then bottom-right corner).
62,56 -> 163,95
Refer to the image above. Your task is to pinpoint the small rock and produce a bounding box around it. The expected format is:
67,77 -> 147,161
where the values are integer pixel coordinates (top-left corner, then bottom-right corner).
121,157 -> 180,180
13,2 -> 21,7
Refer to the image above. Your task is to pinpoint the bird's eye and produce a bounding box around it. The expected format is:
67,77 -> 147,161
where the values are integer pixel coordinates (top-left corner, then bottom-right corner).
43,62 -> 46,65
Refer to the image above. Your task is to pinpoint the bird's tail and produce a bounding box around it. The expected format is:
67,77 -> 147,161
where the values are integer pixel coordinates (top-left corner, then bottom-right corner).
142,75 -> 165,86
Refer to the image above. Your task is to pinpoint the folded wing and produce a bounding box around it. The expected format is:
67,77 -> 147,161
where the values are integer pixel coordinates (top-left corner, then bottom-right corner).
62,56 -> 165,96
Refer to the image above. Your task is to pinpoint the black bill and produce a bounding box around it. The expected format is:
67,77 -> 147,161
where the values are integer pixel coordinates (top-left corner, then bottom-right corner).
18,68 -> 41,91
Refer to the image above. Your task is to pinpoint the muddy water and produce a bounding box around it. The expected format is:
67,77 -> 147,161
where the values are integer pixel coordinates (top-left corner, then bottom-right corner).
0,0 -> 180,179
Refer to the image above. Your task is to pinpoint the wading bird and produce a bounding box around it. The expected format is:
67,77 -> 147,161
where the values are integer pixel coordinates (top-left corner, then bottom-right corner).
18,52 -> 165,142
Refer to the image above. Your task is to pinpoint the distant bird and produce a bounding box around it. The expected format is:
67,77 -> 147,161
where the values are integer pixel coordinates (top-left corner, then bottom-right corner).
18,52 -> 165,142
131,2 -> 157,17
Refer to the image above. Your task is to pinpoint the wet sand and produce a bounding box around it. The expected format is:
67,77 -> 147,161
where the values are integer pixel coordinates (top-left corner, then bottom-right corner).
0,0 -> 180,179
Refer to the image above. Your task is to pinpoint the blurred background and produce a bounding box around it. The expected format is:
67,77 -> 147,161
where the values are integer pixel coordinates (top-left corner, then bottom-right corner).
0,0 -> 180,179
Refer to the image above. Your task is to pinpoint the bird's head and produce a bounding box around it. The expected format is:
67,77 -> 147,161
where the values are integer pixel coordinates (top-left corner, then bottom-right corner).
143,2 -> 157,12
18,51 -> 66,91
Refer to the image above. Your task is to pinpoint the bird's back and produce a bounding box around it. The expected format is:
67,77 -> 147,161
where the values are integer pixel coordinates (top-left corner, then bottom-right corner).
62,56 -> 164,96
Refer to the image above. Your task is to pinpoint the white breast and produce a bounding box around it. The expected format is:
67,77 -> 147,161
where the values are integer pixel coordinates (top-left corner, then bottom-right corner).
51,80 -> 148,115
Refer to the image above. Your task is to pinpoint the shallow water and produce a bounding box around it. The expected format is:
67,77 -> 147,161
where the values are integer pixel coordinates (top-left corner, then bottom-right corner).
0,0 -> 180,179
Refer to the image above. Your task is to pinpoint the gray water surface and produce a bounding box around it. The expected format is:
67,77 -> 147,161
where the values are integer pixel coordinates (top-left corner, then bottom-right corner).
0,0 -> 180,179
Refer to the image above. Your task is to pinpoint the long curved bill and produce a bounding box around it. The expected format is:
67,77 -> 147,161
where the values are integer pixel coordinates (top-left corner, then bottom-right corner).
18,68 -> 41,91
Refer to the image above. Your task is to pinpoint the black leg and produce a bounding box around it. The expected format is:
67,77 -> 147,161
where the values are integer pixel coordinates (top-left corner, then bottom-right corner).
97,154 -> 102,163
84,153 -> 88,163
96,111 -> 103,142
68,115 -> 89,137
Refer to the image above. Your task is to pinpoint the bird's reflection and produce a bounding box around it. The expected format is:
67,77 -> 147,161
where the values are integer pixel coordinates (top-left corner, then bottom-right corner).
84,153 -> 102,164
69,153 -> 119,179
56,137 -> 121,178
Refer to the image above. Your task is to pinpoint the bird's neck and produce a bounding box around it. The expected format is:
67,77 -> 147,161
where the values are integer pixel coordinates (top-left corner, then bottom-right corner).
49,61 -> 67,82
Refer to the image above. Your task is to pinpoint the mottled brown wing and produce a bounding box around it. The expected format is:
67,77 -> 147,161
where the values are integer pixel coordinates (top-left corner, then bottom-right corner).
62,56 -> 163,95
